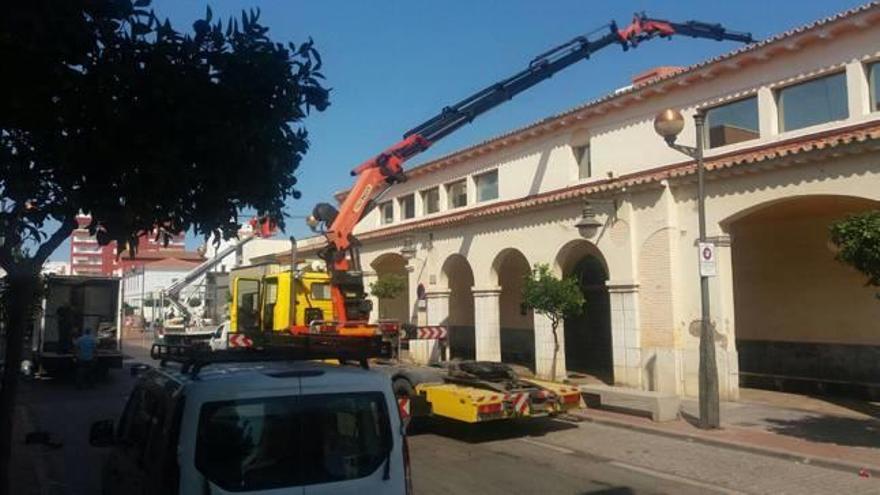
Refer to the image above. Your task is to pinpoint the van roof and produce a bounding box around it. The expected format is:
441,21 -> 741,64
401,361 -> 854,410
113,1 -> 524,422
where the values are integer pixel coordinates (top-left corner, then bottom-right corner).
152,359 -> 390,394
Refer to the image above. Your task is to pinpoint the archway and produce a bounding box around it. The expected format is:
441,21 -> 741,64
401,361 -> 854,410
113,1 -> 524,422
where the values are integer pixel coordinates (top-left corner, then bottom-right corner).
556,240 -> 612,382
441,254 -> 476,359
370,253 -> 409,324
728,195 -> 880,399
492,249 -> 535,371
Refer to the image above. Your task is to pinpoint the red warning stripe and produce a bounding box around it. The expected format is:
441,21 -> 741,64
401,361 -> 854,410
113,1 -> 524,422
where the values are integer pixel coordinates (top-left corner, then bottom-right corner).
414,326 -> 448,340
398,397 -> 411,420
504,393 -> 530,415
228,334 -> 254,348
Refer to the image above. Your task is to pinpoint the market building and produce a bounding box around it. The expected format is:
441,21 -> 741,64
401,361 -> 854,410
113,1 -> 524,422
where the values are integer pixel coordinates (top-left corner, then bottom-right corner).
286,4 -> 880,400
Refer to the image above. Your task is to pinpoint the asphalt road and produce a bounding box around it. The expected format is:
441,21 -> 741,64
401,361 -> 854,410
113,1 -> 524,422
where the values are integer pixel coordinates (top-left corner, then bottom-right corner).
408,418 -> 721,495
12,337 -> 880,495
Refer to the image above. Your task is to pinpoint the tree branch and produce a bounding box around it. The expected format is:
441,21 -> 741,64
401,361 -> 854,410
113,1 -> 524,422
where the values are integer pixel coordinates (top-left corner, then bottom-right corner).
32,216 -> 77,266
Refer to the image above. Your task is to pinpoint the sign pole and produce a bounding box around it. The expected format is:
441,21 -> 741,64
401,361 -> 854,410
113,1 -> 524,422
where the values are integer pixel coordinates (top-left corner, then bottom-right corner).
695,112 -> 720,429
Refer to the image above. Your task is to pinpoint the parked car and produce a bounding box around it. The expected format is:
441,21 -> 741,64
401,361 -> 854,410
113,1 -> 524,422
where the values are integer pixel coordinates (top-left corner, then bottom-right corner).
90,358 -> 412,494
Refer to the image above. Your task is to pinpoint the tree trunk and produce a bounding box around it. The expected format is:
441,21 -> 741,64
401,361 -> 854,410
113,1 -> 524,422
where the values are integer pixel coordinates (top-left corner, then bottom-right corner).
550,321 -> 559,382
0,270 -> 39,493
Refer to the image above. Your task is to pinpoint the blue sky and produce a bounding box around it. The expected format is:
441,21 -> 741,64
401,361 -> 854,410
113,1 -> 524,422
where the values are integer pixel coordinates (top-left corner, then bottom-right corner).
50,0 -> 864,259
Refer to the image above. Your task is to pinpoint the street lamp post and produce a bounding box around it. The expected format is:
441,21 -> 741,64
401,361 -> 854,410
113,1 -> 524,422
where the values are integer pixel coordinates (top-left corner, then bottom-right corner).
653,108 -> 720,430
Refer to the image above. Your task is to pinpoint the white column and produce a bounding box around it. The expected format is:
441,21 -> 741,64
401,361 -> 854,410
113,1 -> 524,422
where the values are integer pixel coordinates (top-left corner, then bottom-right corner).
534,313 -> 566,380
363,271 -> 380,324
846,59 -> 870,119
757,86 -> 778,138
425,289 -> 451,325
416,289 -> 452,363
709,234 -> 739,401
607,282 -> 644,390
473,287 -> 502,362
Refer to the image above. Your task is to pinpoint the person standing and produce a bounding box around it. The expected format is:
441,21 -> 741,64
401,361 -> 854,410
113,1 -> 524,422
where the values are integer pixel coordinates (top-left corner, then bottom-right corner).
74,328 -> 97,389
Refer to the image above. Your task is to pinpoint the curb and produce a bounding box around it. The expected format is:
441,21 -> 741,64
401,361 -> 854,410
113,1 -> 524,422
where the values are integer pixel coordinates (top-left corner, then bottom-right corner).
571,410 -> 880,476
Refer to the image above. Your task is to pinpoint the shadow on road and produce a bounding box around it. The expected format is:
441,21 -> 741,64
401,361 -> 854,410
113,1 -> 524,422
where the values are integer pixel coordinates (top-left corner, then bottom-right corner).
681,404 -> 880,449
762,415 -> 880,448
409,416 -> 578,443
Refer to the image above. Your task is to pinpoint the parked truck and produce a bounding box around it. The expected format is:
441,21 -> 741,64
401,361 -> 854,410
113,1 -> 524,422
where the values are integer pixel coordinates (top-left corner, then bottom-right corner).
33,274 -> 123,376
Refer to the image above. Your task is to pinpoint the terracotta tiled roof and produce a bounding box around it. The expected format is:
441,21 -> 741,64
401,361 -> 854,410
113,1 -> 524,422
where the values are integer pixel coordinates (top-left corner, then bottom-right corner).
298,120 -> 880,253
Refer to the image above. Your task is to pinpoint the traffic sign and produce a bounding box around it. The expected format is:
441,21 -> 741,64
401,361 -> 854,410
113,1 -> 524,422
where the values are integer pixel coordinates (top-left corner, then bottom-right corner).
699,242 -> 716,277
415,326 -> 448,340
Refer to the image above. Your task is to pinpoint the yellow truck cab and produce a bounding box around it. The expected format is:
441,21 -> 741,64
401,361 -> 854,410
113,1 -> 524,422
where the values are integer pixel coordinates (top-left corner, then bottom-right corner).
230,268 -> 335,334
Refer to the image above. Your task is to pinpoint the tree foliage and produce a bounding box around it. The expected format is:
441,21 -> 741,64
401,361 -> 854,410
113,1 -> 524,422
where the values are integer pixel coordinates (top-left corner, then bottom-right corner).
0,0 -> 330,273
370,274 -> 407,300
523,264 -> 585,328
830,210 -> 880,291
0,2 -> 329,489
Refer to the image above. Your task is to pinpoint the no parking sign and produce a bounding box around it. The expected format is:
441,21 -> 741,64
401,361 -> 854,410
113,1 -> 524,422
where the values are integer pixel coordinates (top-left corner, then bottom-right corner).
699,242 -> 716,277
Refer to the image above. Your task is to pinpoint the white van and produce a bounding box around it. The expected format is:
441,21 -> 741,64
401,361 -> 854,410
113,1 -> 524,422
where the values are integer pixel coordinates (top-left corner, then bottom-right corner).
90,356 -> 412,494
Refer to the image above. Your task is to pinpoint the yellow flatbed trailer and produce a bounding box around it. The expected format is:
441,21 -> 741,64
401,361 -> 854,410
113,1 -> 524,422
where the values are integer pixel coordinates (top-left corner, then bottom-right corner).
376,360 -> 583,424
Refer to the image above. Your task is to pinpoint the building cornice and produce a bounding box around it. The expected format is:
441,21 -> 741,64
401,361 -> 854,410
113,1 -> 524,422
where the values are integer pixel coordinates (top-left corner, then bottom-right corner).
301,119 -> 880,254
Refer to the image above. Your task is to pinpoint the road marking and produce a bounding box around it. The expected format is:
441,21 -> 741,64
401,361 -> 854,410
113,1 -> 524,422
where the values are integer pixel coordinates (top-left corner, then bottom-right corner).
518,438 -> 577,455
608,460 -> 748,495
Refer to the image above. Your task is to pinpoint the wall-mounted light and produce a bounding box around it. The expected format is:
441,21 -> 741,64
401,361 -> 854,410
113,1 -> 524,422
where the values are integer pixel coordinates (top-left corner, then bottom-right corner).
575,201 -> 603,237
400,236 -> 417,260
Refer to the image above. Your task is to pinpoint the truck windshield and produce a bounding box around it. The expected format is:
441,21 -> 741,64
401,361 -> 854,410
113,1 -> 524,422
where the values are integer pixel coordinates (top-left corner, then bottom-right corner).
195,392 -> 392,491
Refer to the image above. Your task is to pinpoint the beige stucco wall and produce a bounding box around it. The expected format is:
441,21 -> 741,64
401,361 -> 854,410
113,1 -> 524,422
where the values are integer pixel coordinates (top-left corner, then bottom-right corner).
731,197 -> 880,345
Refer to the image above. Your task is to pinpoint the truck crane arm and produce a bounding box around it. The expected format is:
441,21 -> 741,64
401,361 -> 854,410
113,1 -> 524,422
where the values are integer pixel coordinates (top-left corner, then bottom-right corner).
308,13 -> 752,323
162,217 -> 274,326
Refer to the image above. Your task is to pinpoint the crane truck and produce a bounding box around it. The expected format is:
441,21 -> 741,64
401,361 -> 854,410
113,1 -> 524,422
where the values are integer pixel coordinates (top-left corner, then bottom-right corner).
226,13 -> 753,424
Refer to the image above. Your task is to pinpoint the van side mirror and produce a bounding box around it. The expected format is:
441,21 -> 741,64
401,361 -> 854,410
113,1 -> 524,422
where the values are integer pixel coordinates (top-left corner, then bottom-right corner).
89,419 -> 115,447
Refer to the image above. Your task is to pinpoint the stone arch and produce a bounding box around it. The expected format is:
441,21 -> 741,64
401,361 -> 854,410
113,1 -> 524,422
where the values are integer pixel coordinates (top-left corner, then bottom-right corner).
440,253 -> 476,359
720,193 -> 880,229
555,239 -> 612,381
491,248 -> 535,370
726,194 -> 880,398
370,253 -> 409,323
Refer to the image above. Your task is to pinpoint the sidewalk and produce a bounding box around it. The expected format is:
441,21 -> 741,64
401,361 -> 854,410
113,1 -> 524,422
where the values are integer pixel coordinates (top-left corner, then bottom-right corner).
572,387 -> 880,476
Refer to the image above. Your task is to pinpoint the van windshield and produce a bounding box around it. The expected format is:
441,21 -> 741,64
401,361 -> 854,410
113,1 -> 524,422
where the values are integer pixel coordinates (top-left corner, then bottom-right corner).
195,392 -> 392,491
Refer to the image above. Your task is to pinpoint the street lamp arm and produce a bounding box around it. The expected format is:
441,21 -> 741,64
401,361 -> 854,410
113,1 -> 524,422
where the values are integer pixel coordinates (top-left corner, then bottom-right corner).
666,142 -> 698,159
